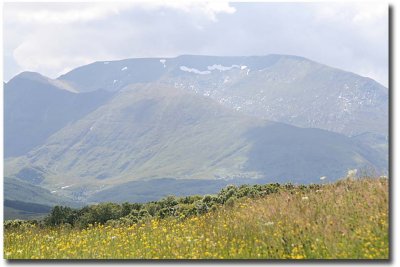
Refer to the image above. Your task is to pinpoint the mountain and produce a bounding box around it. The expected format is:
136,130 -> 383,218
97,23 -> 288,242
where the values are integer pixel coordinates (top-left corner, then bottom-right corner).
5,82 -> 384,202
4,72 -> 113,157
3,55 -> 388,204
58,55 -> 388,137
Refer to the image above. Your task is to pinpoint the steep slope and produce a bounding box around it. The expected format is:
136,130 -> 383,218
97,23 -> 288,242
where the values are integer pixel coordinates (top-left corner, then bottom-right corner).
8,83 -> 257,187
5,83 -> 383,201
57,55 -> 388,137
4,72 -> 113,157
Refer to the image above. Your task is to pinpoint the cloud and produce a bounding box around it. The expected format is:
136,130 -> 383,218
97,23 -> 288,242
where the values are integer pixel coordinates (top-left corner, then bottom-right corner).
312,2 -> 387,23
3,2 -> 387,87
5,3 -> 126,24
308,2 -> 388,85
4,1 -> 235,24
4,1 -> 236,79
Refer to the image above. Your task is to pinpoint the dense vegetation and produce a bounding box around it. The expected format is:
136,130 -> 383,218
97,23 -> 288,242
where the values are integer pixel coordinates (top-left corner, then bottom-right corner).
4,177 -> 388,259
7,182 -> 285,229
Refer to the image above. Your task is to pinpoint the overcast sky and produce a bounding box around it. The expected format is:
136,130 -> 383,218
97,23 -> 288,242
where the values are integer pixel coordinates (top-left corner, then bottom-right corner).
3,1 -> 388,86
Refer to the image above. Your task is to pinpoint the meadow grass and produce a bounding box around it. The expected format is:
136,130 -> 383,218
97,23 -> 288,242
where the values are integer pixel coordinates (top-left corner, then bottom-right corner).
4,177 -> 388,259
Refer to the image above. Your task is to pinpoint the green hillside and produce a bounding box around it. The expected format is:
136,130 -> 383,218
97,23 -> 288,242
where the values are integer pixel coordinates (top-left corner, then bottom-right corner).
4,177 -> 82,220
5,83 -> 383,203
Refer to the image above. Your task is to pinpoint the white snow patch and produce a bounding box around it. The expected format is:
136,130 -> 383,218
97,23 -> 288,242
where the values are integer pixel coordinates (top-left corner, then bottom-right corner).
241,65 -> 247,70
180,66 -> 210,75
113,79 -> 118,84
207,64 -> 240,71
51,190 -> 57,193
246,69 -> 250,75
159,59 -> 166,68
223,77 -> 230,84
121,66 -> 128,71
61,185 -> 71,189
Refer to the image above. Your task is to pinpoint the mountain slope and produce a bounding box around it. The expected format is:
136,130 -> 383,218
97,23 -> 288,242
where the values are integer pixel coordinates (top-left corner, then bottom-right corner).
4,177 -> 82,220
4,177 -> 80,207
4,72 -> 113,157
57,55 -> 388,137
7,83 -> 257,188
5,83 -> 384,202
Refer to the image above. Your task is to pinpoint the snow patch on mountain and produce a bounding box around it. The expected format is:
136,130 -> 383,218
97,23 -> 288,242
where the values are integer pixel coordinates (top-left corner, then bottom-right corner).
180,66 -> 211,75
160,59 -> 166,68
121,67 -> 128,71
207,64 -> 241,71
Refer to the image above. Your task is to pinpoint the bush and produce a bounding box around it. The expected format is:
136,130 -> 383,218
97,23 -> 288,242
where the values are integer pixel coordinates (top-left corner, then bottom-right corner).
225,197 -> 236,208
4,220 -> 37,230
44,206 -> 76,226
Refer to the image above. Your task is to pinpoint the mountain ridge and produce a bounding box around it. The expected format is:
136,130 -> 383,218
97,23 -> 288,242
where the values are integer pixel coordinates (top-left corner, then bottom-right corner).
52,54 -> 388,137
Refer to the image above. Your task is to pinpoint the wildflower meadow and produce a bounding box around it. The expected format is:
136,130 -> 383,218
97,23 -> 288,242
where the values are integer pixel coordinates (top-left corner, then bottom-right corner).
4,177 -> 388,259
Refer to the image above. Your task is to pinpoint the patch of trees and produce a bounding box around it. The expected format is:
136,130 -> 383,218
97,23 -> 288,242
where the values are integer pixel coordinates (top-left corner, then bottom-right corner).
6,182 -> 322,229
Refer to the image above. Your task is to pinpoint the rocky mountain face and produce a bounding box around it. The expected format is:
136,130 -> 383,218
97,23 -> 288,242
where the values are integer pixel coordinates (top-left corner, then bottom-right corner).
59,55 -> 388,136
4,55 -> 388,205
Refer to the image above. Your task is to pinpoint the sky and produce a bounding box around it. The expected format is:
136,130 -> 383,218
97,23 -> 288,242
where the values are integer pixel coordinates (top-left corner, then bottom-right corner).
3,1 -> 389,86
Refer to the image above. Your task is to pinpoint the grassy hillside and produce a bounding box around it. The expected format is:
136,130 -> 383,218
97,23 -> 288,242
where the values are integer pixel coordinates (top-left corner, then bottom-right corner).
4,200 -> 52,220
4,177 -> 79,206
4,177 -> 83,220
6,82 -> 384,203
4,177 -> 388,259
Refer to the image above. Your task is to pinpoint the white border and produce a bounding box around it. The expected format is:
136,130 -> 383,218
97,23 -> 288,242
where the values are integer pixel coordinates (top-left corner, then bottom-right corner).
0,1 -> 396,266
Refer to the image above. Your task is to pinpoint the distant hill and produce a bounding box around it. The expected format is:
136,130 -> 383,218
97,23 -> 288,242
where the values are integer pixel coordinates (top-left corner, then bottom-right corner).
4,72 -> 113,157
4,177 -> 82,220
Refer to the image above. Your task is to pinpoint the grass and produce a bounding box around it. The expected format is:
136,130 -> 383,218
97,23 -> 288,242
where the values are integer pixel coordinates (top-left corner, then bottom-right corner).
4,177 -> 388,259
